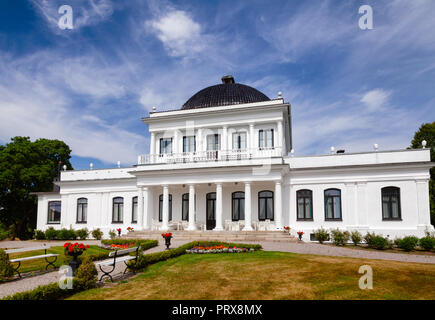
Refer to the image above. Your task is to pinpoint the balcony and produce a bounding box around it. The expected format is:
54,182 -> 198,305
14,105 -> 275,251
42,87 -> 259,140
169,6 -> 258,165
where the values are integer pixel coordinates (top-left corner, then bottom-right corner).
137,148 -> 282,165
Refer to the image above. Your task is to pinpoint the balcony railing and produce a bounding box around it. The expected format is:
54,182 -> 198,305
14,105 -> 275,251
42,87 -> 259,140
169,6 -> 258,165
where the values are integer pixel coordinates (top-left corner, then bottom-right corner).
137,148 -> 282,165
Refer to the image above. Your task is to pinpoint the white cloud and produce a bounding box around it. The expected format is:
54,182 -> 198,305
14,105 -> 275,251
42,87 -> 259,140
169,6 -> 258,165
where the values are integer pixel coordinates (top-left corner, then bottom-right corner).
30,0 -> 114,33
360,89 -> 392,112
0,52 -> 145,165
145,9 -> 206,57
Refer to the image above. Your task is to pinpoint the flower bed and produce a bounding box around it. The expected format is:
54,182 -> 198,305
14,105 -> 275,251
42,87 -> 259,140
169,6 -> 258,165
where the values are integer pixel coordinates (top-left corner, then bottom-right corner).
101,243 -> 135,250
186,245 -> 255,254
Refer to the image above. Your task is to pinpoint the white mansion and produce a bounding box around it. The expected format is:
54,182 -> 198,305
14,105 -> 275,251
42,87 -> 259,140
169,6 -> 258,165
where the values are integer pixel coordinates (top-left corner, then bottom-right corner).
35,76 -> 434,240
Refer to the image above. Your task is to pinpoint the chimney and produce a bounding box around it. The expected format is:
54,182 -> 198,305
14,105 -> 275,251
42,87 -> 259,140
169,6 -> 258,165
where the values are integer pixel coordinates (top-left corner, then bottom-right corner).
221,75 -> 235,84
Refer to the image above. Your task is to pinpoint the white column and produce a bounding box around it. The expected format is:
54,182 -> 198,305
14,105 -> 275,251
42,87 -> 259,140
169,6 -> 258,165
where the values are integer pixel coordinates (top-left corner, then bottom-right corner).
222,126 -> 228,150
214,183 -> 224,231
277,120 -> 283,155
243,182 -> 253,231
150,132 -> 156,155
137,187 -> 144,229
161,185 -> 169,231
197,128 -> 203,153
187,184 -> 197,230
416,179 -> 431,227
174,130 -> 179,154
150,132 -> 156,163
275,181 -> 283,230
143,187 -> 150,230
249,124 -> 255,149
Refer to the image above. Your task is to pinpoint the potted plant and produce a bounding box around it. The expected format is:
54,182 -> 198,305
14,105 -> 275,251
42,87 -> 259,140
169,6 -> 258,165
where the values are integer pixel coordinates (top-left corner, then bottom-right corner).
283,226 -> 290,234
127,227 -> 134,232
161,232 -> 173,250
64,242 -> 89,276
117,228 -> 121,237
297,231 -> 304,241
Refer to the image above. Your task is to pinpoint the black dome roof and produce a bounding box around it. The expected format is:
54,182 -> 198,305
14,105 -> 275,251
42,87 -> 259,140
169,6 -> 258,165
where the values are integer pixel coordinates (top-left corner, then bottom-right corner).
181,76 -> 270,110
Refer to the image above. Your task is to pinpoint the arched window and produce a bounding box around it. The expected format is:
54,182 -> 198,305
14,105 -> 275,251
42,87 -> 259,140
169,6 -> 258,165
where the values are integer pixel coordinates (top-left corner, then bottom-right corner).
324,189 -> 341,220
232,192 -> 245,221
76,198 -> 87,223
258,191 -> 274,221
159,194 -> 172,222
47,201 -> 61,224
182,193 -> 189,221
112,197 -> 124,223
132,196 -> 138,223
297,190 -> 313,220
382,187 -> 401,220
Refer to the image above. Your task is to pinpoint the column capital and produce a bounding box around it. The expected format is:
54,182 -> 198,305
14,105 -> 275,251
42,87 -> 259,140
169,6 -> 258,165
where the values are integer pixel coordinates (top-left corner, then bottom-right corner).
244,181 -> 252,185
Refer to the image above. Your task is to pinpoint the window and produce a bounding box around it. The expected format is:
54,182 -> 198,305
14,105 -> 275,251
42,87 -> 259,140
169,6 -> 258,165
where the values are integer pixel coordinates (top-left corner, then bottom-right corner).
324,189 -> 342,220
159,194 -> 172,222
297,190 -> 313,220
112,197 -> 124,223
207,134 -> 221,151
232,192 -> 245,221
233,132 -> 247,150
258,191 -> 274,221
382,187 -> 401,220
76,198 -> 87,223
160,138 -> 172,154
132,196 -> 138,223
183,136 -> 196,153
182,193 -> 189,221
47,201 -> 61,224
259,129 -> 274,149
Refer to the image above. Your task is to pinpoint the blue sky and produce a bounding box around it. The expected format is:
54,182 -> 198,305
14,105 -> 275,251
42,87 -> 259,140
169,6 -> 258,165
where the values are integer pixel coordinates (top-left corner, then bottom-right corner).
0,0 -> 434,170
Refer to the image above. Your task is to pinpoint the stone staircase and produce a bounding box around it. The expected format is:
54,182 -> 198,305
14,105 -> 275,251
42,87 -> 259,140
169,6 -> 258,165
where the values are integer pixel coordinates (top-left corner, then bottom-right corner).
121,230 -> 297,242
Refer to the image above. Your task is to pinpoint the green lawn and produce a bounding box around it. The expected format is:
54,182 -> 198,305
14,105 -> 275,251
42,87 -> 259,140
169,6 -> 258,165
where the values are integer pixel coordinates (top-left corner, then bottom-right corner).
7,245 -> 110,274
68,251 -> 435,300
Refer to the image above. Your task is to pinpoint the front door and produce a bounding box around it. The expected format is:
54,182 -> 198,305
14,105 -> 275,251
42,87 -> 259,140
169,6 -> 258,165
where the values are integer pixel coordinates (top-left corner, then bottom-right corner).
206,192 -> 216,230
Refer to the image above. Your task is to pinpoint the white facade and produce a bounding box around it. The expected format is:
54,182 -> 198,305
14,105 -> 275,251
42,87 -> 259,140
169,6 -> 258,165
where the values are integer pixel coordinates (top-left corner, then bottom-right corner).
35,86 -> 434,240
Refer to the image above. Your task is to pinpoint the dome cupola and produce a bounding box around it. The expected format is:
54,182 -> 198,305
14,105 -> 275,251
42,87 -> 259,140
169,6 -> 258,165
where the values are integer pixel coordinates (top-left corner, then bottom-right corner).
181,76 -> 270,110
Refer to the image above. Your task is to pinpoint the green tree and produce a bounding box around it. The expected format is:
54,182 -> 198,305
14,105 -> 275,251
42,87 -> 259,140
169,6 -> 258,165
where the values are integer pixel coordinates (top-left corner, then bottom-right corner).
0,137 -> 73,239
411,122 -> 435,226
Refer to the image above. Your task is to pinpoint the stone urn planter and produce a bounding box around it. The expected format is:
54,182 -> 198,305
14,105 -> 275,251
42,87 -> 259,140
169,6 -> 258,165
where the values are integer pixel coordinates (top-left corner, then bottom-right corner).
64,243 -> 89,276
162,233 -> 173,250
297,231 -> 304,241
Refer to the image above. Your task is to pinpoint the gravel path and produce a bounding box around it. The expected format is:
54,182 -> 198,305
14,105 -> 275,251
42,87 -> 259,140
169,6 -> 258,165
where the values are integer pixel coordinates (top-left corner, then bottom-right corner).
1,238 -> 433,298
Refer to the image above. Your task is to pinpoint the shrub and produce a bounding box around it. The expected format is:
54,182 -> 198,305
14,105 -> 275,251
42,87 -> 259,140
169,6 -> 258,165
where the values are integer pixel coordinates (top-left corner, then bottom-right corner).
0,249 -> 14,281
75,257 -> 98,288
0,224 -> 9,241
1,278 -> 90,300
397,236 -> 419,252
419,236 -> 435,251
313,227 -> 329,244
45,227 -> 58,240
109,230 -> 116,239
91,228 -> 103,240
75,228 -> 89,240
330,229 -> 350,246
363,232 -> 376,247
370,235 -> 389,250
350,230 -> 362,246
34,230 -> 46,240
58,228 -> 77,240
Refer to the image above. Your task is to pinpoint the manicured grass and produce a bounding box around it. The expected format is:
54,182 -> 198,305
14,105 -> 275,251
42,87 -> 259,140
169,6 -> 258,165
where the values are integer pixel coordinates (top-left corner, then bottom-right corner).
7,245 -> 110,274
68,251 -> 435,300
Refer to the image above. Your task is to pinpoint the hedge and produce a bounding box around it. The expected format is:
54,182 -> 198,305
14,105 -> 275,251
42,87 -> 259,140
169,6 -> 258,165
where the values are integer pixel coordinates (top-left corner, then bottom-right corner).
127,240 -> 262,272
2,278 -> 93,300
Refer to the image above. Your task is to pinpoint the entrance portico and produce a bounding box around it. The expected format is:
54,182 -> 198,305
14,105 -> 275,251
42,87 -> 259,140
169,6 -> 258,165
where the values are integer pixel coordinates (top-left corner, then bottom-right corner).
136,177 -> 284,232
